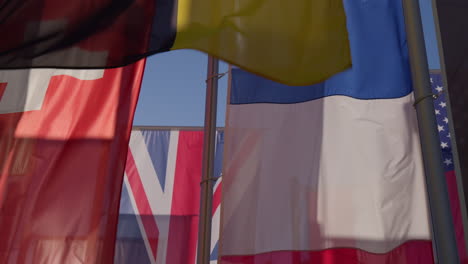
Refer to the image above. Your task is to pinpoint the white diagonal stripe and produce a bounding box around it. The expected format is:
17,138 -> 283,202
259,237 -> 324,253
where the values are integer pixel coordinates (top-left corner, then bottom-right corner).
128,130 -> 180,264
154,130 -> 179,264
123,175 -> 157,264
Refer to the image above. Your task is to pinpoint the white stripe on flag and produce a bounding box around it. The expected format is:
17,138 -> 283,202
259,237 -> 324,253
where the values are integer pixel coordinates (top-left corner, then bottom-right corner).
155,130 -> 179,264
128,130 -> 179,264
123,175 -> 157,264
213,178 -> 222,195
221,93 -> 432,255
211,179 -> 222,254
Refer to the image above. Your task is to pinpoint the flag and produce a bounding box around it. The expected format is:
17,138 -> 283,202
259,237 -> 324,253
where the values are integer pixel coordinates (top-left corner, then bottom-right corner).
114,128 -> 224,264
219,0 -> 434,262
0,58 -> 145,263
433,0 -> 468,249
430,72 -> 468,262
0,0 -> 350,85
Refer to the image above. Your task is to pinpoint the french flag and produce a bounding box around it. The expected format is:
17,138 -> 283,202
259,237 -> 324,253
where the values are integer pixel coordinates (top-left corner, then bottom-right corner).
219,0 -> 435,262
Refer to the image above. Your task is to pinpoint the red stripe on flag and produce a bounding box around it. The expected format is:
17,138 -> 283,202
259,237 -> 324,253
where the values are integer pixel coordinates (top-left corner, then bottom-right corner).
0,62 -> 145,263
212,182 -> 222,216
220,241 -> 434,264
446,170 -> 468,262
166,131 -> 204,264
125,149 -> 160,261
0,83 -> 6,101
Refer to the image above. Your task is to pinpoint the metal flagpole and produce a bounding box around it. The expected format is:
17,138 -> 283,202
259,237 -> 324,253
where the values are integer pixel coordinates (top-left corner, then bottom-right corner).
432,0 -> 468,253
402,0 -> 459,262
197,55 -> 219,264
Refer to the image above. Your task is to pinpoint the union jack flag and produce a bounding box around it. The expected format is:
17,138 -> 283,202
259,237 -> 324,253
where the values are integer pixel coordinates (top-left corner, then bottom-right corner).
114,128 -> 223,264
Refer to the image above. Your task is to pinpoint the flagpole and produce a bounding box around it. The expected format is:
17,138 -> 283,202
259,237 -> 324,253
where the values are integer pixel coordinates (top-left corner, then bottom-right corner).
197,55 -> 219,264
432,0 -> 468,253
402,0 -> 459,262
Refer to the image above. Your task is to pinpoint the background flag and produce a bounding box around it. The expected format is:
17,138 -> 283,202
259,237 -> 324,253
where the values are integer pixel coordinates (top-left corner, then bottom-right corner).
114,128 -> 224,264
430,72 -> 468,262
433,0 -> 468,251
0,0 -> 350,85
219,0 -> 434,262
0,60 -> 145,263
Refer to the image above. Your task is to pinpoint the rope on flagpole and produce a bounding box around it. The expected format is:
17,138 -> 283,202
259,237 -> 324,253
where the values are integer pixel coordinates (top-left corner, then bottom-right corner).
200,177 -> 218,185
413,92 -> 440,107
206,72 -> 228,83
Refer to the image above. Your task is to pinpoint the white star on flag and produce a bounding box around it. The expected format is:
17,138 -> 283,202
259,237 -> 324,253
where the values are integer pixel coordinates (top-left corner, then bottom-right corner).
441,142 -> 449,148
438,125 -> 445,132
435,109 -> 441,115
443,117 -> 449,124
444,159 -> 453,166
439,102 -> 447,108
435,86 -> 443,92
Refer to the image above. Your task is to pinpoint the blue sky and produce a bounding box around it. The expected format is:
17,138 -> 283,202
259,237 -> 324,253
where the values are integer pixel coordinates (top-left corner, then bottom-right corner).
132,0 -> 440,127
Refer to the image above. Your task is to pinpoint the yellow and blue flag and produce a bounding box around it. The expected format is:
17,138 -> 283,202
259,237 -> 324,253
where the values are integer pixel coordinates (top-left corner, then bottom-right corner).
0,0 -> 350,85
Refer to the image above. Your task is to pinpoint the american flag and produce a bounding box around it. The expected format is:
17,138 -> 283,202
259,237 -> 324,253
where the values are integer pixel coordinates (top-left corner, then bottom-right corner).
431,73 -> 454,172
431,72 -> 467,261
114,129 -> 223,264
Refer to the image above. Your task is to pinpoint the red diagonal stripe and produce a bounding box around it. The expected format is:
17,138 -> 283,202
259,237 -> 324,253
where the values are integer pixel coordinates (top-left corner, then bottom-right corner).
167,131 -> 203,264
212,182 -> 222,216
0,83 -> 6,101
125,149 -> 159,261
